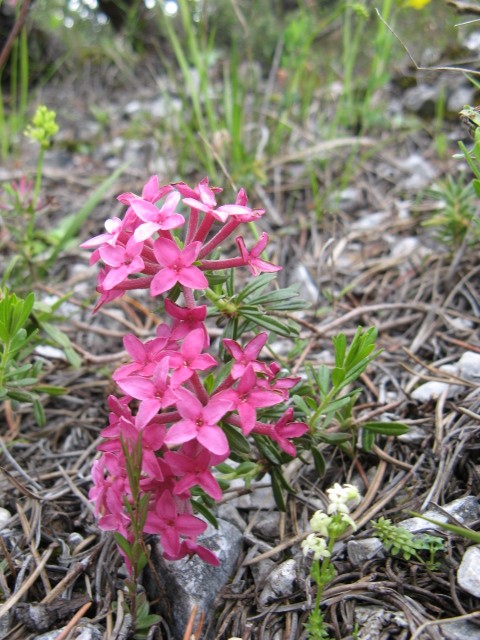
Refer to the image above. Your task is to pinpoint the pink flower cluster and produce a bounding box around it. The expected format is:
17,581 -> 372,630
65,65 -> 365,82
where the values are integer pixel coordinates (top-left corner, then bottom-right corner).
84,176 -> 308,567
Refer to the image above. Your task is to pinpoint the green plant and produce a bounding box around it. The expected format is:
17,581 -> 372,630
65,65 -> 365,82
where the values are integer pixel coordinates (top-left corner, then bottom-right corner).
0,288 -> 66,427
423,175 -> 480,247
372,516 -> 445,570
302,483 -> 361,639
1,105 -> 127,288
156,0 -> 268,188
293,327 -> 408,464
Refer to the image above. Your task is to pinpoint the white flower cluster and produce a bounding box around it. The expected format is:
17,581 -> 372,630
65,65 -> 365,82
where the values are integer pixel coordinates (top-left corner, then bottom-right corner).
302,483 -> 361,559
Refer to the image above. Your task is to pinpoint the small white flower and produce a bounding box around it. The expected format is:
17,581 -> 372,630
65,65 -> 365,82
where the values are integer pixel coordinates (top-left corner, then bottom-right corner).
327,500 -> 350,515
339,511 -> 357,531
302,533 -> 331,561
309,511 -> 332,537
326,482 -> 360,514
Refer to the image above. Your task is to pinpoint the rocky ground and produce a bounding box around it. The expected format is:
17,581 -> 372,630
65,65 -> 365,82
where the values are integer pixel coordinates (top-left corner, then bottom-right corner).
0,33 -> 480,640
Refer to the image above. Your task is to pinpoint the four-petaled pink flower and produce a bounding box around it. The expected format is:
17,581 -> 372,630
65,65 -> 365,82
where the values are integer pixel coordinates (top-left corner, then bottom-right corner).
269,408 -> 309,457
236,232 -> 282,276
223,332 -> 269,379
131,192 -> 185,242
165,299 -> 209,346
99,236 -> 145,290
144,490 -> 208,558
116,357 -> 177,425
181,177 -> 254,224
167,328 -> 217,386
218,364 -> 282,435
164,441 -> 226,500
150,238 -> 208,296
165,387 -> 232,456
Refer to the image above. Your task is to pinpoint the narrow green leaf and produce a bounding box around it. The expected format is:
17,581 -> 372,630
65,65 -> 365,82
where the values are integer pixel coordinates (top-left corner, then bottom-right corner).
408,512 -> 480,543
223,422 -> 251,455
191,499 -> 218,528
363,421 -> 409,435
332,332 -> 347,367
311,448 -> 325,475
113,532 -> 133,561
33,398 -> 46,426
361,428 -> 375,452
271,470 -> 287,512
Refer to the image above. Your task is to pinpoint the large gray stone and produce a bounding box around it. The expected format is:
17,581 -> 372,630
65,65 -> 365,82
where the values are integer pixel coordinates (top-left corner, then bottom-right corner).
457,545 -> 480,597
401,496 -> 479,533
146,518 -> 243,640
439,619 -> 480,640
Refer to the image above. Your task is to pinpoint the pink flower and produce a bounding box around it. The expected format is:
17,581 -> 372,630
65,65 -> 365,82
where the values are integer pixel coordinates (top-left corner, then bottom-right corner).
165,538 -> 220,566
117,175 -> 173,206
223,332 -> 269,380
164,387 -> 232,456
236,232 -> 281,276
113,333 -> 170,381
150,238 -> 208,296
218,364 -> 282,435
269,408 -> 308,457
144,490 -> 208,558
131,192 -> 185,242
181,178 -> 254,224
116,357 -> 177,424
167,328 -> 217,386
164,441 -> 225,500
93,268 -> 126,311
165,299 -> 209,346
174,177 -> 222,203
99,236 -> 145,290
80,216 -> 124,253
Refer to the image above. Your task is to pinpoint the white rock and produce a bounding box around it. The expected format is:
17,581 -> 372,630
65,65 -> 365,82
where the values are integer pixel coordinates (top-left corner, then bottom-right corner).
458,351 -> 480,382
0,507 -> 11,530
258,559 -> 297,606
457,545 -> 480,597
411,364 -> 462,402
347,538 -> 384,566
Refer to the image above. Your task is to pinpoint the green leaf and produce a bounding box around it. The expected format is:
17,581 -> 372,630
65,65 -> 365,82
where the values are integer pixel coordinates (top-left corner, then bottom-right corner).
361,428 -> 375,452
113,533 -> 133,561
240,310 -> 298,337
331,366 -> 345,389
332,332 -> 347,367
408,512 -> 480,543
311,447 -> 325,475
136,614 -> 161,629
33,398 -> 46,426
191,499 -> 218,528
319,432 -> 351,444
33,385 -> 66,396
223,422 -> 251,455
362,421 -> 409,435
271,469 -> 287,512
236,273 -> 276,302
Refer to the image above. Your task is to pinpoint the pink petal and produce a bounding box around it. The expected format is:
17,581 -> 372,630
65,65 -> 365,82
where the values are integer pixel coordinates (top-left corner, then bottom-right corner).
153,237 -> 180,266
103,266 -> 128,290
164,419 -> 197,445
150,268 -> 178,296
197,424 -> 230,456
178,266 -> 208,290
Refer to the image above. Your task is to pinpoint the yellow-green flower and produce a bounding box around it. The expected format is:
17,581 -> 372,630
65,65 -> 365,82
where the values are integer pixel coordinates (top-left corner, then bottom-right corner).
404,0 -> 431,9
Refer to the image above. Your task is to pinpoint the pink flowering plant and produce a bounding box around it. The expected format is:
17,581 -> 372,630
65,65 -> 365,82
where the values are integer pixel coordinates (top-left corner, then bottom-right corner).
83,175 -> 310,585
